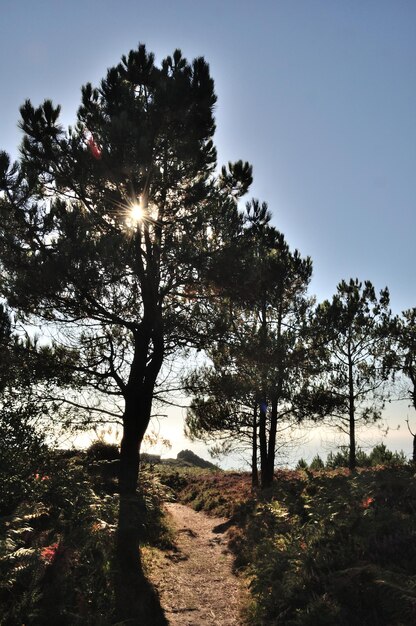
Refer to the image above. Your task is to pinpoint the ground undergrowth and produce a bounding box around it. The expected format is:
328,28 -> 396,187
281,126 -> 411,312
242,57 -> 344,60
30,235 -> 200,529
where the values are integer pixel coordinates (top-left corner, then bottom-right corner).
3,452 -> 416,626
158,464 -> 416,626
0,449 -> 171,625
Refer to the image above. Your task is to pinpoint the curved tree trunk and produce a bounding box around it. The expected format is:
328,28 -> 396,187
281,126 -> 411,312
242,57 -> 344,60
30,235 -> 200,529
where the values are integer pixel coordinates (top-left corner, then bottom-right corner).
115,365 -> 167,623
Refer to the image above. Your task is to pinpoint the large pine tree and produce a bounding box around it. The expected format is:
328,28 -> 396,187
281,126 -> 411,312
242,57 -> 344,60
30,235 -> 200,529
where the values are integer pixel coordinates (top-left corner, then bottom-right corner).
0,45 -> 251,621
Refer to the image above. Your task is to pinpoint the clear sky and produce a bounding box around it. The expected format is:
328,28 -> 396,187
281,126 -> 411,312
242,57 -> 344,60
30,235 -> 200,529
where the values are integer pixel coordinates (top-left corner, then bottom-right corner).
1,0 -> 415,463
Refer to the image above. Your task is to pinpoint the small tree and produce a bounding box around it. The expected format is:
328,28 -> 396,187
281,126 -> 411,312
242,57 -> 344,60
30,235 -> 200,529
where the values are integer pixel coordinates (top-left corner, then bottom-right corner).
185,282 -> 264,487
309,454 -> 325,470
305,279 -> 392,470
326,446 -> 370,469
396,309 -> 416,411
369,442 -> 406,466
392,308 -> 416,461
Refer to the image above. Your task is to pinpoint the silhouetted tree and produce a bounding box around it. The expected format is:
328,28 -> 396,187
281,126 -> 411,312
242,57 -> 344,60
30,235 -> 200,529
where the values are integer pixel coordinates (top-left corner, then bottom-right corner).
186,200 -> 313,488
303,279 -> 392,470
185,341 -> 261,486
0,44 -> 252,622
406,421 -> 416,464
392,307 -> 416,414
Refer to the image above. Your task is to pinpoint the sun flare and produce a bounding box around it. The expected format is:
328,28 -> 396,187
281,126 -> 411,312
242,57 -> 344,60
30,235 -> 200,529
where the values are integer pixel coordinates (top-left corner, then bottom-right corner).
130,203 -> 144,222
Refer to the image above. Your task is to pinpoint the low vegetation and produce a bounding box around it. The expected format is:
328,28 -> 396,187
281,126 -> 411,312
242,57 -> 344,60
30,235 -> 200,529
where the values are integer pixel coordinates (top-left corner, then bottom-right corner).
160,460 -> 416,626
2,437 -> 416,625
0,443 -> 171,625
298,442 -> 408,471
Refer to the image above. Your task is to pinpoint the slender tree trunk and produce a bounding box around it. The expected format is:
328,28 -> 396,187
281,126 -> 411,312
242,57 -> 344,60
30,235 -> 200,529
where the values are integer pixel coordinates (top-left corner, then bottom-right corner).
411,388 -> 416,464
259,300 -> 271,489
252,402 -> 259,488
263,395 -> 278,487
407,392 -> 416,465
413,435 -> 416,465
259,400 -> 268,489
348,347 -> 356,471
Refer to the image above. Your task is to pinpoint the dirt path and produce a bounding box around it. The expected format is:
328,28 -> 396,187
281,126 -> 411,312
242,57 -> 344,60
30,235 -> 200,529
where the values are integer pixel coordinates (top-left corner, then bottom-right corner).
149,502 -> 246,626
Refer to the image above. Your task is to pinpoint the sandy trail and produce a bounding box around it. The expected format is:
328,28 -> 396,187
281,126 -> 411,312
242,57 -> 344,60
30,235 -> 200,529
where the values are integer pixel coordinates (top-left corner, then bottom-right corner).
149,502 -> 245,626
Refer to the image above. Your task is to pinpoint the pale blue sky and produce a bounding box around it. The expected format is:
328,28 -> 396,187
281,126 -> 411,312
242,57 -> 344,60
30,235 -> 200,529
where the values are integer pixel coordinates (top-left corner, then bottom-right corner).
1,1 -> 415,310
1,0 -> 415,461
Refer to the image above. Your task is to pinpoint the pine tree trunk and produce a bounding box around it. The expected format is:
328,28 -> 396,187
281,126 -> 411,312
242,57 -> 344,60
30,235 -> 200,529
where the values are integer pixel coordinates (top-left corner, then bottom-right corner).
115,393 -> 167,625
259,401 -> 269,489
252,402 -> 259,488
264,395 -> 278,487
258,300 -> 271,489
412,389 -> 416,464
348,349 -> 356,471
261,462 -> 273,489
259,404 -> 275,490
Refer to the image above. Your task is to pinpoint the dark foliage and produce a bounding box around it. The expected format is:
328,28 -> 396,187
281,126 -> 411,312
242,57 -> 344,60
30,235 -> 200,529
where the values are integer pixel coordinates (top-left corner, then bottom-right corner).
0,451 -> 171,625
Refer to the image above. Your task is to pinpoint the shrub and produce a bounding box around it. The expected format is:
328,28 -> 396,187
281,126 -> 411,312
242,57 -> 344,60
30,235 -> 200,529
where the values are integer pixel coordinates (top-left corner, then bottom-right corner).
368,443 -> 407,466
0,456 -> 117,624
325,444 -> 407,469
325,446 -> 370,468
0,451 -> 171,624
85,440 -> 119,462
243,467 -> 416,625
0,406 -> 48,515
309,454 -> 325,470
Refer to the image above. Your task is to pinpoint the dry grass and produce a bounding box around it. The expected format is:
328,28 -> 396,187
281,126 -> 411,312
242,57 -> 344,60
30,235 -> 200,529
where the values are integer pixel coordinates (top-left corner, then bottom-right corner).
147,502 -> 249,625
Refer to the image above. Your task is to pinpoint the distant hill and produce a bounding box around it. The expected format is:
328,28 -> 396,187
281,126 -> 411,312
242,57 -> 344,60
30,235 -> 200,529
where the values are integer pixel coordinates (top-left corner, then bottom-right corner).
176,449 -> 218,470
139,448 -> 219,470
